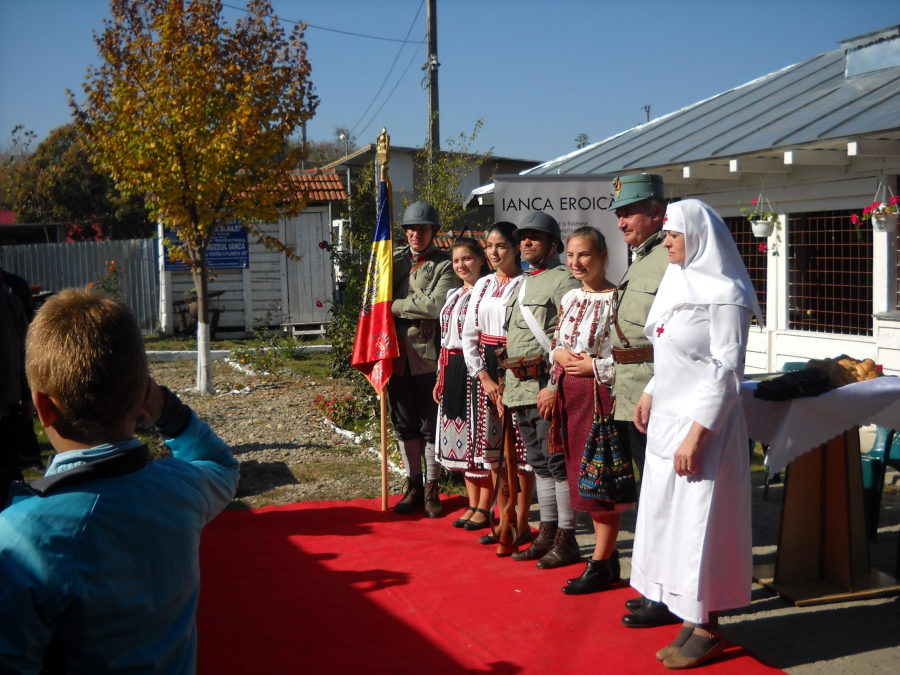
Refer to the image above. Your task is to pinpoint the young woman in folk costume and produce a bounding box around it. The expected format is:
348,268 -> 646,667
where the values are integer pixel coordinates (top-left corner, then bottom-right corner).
462,222 -> 535,542
548,227 -> 636,595
433,238 -> 491,528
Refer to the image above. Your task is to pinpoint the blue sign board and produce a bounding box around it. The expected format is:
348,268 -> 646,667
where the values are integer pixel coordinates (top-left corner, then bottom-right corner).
163,220 -> 249,270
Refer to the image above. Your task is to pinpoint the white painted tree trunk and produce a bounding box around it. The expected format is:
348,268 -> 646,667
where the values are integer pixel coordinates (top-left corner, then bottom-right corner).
196,320 -> 212,393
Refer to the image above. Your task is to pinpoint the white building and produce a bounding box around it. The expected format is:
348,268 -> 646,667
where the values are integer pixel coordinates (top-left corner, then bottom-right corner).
473,26 -> 900,376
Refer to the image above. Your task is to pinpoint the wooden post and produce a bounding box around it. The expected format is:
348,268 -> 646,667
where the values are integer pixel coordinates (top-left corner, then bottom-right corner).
381,393 -> 389,511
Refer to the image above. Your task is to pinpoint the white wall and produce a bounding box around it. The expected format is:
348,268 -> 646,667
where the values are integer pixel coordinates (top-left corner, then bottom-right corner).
158,205 -> 334,336
679,166 -> 899,376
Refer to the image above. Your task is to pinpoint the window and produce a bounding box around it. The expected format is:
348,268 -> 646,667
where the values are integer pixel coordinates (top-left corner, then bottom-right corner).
724,216 -> 767,324
788,210 -> 873,335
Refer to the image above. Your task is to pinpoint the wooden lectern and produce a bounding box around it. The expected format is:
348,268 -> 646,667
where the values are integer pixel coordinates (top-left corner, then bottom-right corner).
754,427 -> 900,606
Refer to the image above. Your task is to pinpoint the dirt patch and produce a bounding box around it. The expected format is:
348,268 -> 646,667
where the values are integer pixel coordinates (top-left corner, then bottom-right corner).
149,358 -> 404,508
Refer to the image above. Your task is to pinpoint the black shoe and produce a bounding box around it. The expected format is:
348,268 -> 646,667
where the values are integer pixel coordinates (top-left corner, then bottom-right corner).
569,549 -> 620,584
452,507 -> 477,528
624,595 -> 648,612
620,601 -> 680,628
464,508 -> 492,531
562,558 -> 615,595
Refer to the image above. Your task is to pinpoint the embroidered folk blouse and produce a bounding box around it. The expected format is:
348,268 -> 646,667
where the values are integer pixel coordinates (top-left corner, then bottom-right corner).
462,273 -> 523,377
439,286 -> 471,351
550,288 -> 616,386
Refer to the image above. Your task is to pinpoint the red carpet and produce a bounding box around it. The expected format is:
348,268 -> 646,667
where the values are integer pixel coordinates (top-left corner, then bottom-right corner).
197,496 -> 782,675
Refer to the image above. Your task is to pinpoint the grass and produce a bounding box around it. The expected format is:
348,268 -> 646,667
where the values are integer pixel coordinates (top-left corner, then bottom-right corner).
281,352 -> 333,379
144,334 -> 331,351
751,442 -> 768,473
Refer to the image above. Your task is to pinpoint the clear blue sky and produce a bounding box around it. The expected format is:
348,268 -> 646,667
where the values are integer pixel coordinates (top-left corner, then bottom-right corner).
1,0 -> 898,163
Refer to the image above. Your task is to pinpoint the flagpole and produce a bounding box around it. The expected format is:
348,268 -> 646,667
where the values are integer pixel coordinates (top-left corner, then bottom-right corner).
379,132 -> 392,512
380,392 -> 389,511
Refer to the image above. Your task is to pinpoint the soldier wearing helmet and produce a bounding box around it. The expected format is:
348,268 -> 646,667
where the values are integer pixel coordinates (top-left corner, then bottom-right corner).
389,201 -> 460,518
500,211 -> 581,568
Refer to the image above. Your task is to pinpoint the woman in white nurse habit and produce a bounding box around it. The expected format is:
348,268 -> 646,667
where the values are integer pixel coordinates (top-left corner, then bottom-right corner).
630,199 -> 762,670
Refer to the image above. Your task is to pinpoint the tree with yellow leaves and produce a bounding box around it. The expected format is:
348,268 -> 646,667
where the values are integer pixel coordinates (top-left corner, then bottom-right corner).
70,0 -> 318,392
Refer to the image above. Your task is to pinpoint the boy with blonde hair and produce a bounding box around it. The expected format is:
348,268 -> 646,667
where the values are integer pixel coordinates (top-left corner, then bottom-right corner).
0,289 -> 239,674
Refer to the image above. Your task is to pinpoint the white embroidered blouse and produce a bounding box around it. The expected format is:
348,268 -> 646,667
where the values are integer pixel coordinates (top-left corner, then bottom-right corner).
550,288 -> 616,385
462,273 -> 523,377
439,286 -> 471,351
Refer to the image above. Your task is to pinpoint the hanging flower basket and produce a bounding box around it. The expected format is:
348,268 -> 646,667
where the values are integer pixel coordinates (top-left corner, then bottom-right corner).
751,219 -> 776,238
853,183 -> 900,235
872,212 -> 898,234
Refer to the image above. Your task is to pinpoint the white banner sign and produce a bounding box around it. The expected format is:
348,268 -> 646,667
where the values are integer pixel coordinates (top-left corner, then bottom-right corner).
493,176 -> 627,283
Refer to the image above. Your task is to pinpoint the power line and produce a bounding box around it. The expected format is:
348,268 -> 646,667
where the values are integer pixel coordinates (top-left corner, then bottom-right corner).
221,3 -> 426,44
349,0 -> 424,135
356,41 -> 425,139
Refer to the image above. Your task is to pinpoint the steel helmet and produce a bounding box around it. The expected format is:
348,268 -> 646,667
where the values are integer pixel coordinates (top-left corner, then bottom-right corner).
402,201 -> 440,228
518,211 -> 561,242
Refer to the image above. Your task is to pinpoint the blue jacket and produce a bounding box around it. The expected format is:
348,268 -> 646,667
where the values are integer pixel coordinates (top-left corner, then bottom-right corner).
0,412 -> 239,674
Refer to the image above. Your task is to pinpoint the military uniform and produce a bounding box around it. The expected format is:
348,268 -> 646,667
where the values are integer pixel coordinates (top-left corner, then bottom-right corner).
504,255 -> 578,478
388,241 -> 459,441
611,229 -> 669,423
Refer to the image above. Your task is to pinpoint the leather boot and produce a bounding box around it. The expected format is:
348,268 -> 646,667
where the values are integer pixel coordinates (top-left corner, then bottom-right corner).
424,479 -> 444,518
511,521 -> 557,561
562,558 -> 615,595
535,527 -> 581,569
568,549 -> 620,585
394,475 -> 424,515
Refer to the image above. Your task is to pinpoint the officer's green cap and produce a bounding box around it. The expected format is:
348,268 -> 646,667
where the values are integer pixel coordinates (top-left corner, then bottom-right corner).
612,173 -> 666,210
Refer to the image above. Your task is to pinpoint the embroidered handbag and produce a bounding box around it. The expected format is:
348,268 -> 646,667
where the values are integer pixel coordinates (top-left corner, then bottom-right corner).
578,388 -> 635,503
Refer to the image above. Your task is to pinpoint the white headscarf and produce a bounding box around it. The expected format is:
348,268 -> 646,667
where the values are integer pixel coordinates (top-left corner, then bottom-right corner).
646,199 -> 764,327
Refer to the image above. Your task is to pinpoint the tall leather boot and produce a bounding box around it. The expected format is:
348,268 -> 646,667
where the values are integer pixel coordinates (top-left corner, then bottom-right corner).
511,521 -> 557,561
424,479 -> 444,518
394,475 -> 424,515
535,527 -> 581,569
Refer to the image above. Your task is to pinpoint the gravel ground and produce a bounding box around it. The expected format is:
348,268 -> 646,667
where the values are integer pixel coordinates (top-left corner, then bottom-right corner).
149,359 -> 404,509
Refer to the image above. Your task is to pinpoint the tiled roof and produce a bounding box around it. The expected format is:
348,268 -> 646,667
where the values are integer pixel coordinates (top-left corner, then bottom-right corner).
0,211 -> 15,225
434,231 -> 487,251
288,168 -> 347,202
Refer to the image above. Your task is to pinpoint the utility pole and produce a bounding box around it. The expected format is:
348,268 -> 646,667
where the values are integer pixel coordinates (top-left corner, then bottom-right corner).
424,0 -> 439,158
300,119 -> 307,170
643,105 -> 651,124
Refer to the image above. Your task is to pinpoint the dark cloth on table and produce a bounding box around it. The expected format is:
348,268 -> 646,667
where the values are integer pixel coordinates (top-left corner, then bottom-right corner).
753,368 -> 832,401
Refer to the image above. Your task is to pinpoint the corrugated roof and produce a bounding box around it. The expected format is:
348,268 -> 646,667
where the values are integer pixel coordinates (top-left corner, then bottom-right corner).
528,40 -> 900,176
288,168 -> 347,202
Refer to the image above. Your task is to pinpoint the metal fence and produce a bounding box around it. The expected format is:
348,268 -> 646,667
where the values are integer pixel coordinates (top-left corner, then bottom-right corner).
0,239 -> 159,333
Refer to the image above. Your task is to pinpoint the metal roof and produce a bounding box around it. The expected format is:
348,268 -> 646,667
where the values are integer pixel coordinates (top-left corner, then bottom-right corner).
527,35 -> 900,177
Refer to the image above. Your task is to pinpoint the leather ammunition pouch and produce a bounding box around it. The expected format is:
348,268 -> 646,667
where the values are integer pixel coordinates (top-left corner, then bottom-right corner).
496,346 -> 546,381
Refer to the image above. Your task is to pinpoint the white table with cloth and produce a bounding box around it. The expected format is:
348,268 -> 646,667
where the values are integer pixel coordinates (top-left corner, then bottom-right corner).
740,376 -> 900,606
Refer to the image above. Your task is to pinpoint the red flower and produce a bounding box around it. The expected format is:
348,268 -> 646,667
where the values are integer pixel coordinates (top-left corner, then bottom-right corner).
757,243 -> 768,253
316,300 -> 323,308
751,199 -> 758,205
863,206 -> 872,215
850,214 -> 859,225
890,195 -> 900,206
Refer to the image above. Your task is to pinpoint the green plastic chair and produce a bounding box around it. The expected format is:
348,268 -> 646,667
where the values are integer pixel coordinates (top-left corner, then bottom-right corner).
780,361 -> 806,372
861,426 -> 900,577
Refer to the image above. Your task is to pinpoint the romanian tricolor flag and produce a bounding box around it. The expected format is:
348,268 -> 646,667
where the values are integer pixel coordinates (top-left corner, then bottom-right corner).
351,179 -> 399,392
